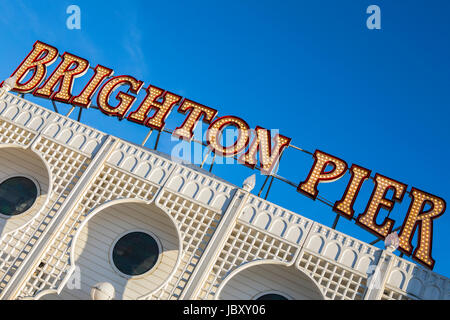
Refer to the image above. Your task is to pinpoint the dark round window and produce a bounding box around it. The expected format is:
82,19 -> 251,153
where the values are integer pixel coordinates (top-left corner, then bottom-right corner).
0,177 -> 38,216
256,293 -> 289,300
112,231 -> 160,276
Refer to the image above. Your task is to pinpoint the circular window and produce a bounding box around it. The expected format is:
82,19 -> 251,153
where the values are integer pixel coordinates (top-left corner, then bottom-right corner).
0,176 -> 38,216
256,293 -> 289,300
112,231 -> 160,277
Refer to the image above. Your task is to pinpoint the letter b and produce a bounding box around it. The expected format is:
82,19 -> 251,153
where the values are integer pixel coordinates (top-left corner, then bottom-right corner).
230,305 -> 238,315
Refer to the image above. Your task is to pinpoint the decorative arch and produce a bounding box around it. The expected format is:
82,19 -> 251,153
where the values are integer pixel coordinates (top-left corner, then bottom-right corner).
0,144 -> 52,237
216,260 -> 326,300
38,198 -> 183,300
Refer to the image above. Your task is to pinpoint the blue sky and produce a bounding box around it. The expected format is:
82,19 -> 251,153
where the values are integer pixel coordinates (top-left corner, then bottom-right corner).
0,0 -> 449,277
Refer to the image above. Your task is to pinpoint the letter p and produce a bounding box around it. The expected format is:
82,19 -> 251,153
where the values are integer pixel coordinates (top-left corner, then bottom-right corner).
297,150 -> 348,200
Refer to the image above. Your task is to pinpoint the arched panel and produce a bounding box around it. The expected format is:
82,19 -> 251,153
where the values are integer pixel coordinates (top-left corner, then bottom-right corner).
58,129 -> 73,144
217,262 -> 325,300
121,156 -> 138,172
148,168 -> 165,184
270,219 -> 287,237
240,206 -> 256,223
423,285 -> 441,299
135,162 -> 152,178
108,151 -> 125,166
356,256 -> 373,274
211,194 -> 229,211
16,112 -> 32,125
4,105 -> 20,119
167,175 -> 184,192
254,212 -> 271,230
183,182 -> 199,198
406,278 -> 423,297
307,235 -> 325,253
82,140 -> 100,154
70,135 -> 87,150
29,117 -> 45,131
340,250 -> 357,268
324,242 -> 341,261
286,226 -> 303,244
387,269 -> 406,289
197,188 -> 214,205
44,123 -> 61,138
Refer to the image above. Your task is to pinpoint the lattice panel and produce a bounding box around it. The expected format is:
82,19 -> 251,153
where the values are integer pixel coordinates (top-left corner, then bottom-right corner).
140,190 -> 223,300
240,194 -> 314,247
0,136 -> 89,295
381,286 -> 413,300
17,165 -> 159,298
386,255 -> 449,299
196,221 -> 298,300
0,119 -> 35,146
297,250 -> 367,300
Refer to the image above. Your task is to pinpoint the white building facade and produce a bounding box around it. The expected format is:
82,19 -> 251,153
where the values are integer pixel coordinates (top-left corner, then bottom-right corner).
0,92 -> 448,300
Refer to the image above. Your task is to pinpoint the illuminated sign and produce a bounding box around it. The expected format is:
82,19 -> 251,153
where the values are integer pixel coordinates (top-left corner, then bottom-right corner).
5,41 -> 447,269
